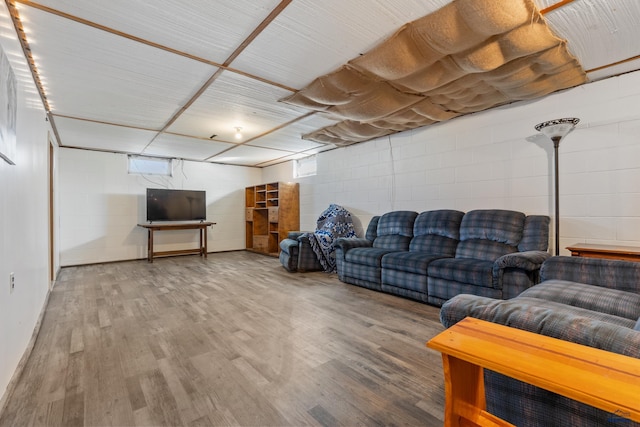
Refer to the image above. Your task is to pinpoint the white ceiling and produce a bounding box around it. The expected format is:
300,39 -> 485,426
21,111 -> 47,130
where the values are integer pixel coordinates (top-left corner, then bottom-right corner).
4,0 -> 640,167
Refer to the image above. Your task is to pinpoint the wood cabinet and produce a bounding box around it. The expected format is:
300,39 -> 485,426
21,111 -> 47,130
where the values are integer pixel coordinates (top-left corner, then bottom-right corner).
245,182 -> 299,256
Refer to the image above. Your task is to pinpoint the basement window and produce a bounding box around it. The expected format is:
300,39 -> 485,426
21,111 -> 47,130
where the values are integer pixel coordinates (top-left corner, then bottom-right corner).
294,155 -> 317,178
128,155 -> 172,176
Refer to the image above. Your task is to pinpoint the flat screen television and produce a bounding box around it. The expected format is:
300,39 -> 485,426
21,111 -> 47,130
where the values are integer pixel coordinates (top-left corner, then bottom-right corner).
146,188 -> 206,222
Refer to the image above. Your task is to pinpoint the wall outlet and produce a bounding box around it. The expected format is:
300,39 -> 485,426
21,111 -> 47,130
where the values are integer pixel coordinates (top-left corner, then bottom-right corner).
9,272 -> 15,293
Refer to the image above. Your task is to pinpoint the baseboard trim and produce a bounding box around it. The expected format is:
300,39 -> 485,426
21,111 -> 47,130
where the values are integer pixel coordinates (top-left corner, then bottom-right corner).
61,249 -> 246,268
0,284 -> 52,418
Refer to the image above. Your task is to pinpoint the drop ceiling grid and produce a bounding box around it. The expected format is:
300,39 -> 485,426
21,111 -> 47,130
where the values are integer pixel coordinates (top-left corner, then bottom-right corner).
257,151 -> 319,167
143,133 -> 235,161
54,116 -> 157,153
588,58 -> 640,82
207,144 -> 292,166
18,4 -> 218,129
230,0 -> 452,88
23,0 -> 284,65
167,70 -> 310,141
542,0 -> 640,73
246,114 -> 340,151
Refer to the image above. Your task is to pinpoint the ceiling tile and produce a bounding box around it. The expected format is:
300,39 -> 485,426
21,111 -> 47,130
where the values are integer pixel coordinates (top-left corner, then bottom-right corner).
24,0 -> 282,64
541,0 -> 640,75
143,133 -> 235,161
18,4 -> 217,129
54,116 -> 156,152
166,70 -> 309,141
231,0 -> 451,88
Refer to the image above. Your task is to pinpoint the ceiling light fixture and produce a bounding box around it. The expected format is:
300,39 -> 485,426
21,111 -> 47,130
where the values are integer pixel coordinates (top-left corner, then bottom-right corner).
235,127 -> 243,140
534,117 -> 580,256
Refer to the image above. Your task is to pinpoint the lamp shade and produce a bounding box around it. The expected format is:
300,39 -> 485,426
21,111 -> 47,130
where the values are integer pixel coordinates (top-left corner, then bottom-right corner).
534,118 -> 580,140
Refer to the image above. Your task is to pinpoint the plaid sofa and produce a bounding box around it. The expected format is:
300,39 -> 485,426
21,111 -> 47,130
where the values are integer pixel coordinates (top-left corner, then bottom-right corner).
336,209 -> 550,306
440,256 -> 640,426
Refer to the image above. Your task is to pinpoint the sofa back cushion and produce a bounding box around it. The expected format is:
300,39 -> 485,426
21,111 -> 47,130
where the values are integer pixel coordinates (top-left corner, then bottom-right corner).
365,216 -> 380,241
456,209 -> 525,261
372,211 -> 417,251
518,215 -> 550,251
410,210 -> 464,255
540,256 -> 640,293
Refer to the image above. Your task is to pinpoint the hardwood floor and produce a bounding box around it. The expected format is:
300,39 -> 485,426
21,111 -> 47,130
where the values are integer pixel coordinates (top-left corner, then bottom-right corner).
0,251 -> 446,426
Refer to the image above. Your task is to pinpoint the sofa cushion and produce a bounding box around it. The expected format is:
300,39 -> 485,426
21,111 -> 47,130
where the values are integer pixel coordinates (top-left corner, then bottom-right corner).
460,209 -> 525,246
456,239 -> 517,262
375,211 -> 417,238
410,234 -> 459,255
635,317 -> 640,331
540,256 -> 640,294
382,270 -> 428,294
381,252 -> 449,274
518,215 -> 550,252
345,247 -> 399,267
519,280 -> 640,321
410,209 -> 464,254
373,235 -> 413,251
428,258 -> 495,288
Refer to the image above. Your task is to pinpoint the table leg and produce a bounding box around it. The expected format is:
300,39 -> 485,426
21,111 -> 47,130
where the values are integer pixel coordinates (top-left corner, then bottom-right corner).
441,354 -> 492,427
203,226 -> 208,258
148,229 -> 154,263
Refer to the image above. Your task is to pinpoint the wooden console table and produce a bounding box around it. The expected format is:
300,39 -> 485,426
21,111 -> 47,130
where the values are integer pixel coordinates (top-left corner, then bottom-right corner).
138,222 -> 215,263
427,317 -> 640,426
566,243 -> 640,262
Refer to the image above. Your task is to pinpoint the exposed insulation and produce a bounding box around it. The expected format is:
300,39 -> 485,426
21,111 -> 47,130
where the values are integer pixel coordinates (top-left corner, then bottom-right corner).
281,0 -> 587,145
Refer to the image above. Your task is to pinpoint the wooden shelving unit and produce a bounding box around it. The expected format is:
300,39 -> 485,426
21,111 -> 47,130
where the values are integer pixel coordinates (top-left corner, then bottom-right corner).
245,182 -> 299,256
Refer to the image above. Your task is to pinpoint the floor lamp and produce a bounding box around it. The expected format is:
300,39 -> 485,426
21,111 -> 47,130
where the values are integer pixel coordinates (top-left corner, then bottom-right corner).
534,118 -> 580,255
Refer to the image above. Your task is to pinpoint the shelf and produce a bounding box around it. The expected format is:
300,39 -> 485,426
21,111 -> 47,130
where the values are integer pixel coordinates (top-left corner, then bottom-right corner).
245,182 -> 299,257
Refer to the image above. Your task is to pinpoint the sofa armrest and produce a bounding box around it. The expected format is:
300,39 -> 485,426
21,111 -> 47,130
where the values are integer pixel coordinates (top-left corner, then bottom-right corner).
279,238 -> 300,255
334,237 -> 372,252
440,294 -> 640,358
491,251 -> 551,297
494,250 -> 551,273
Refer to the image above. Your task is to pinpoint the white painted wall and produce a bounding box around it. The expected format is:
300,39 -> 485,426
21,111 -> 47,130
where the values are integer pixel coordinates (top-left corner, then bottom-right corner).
0,3 -> 56,405
58,148 -> 262,265
265,70 -> 640,254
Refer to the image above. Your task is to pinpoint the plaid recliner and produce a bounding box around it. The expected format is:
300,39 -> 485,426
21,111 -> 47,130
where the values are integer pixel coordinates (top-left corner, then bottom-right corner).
426,209 -> 550,306
381,209 -> 465,302
440,256 -> 640,427
335,211 -> 417,290
279,231 -> 323,272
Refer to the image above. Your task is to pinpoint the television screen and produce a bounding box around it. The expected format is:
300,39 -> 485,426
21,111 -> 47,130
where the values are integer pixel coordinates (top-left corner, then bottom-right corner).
146,188 -> 206,222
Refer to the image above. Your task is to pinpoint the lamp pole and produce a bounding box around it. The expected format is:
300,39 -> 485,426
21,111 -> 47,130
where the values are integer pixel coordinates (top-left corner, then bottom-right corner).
552,135 -> 561,256
534,117 -> 579,256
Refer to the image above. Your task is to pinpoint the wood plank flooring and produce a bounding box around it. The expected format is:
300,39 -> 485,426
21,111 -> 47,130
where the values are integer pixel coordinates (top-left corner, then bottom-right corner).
0,251 -> 446,426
